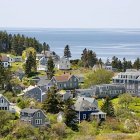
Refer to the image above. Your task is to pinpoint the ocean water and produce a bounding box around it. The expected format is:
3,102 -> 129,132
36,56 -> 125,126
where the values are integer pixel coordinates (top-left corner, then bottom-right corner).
2,28 -> 140,62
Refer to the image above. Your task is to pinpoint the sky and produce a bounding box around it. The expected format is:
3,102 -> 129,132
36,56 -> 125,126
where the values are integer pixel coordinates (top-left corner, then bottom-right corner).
0,0 -> 140,28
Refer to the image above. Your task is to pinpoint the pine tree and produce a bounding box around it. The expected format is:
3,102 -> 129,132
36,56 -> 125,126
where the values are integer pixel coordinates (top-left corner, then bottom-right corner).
101,97 -> 115,117
47,57 -> 55,80
25,51 -> 36,77
133,58 -> 140,70
81,48 -> 97,68
64,45 -> 71,59
0,58 -> 5,89
0,55 -> 12,90
43,42 -> 50,53
42,87 -> 60,114
64,98 -> 78,131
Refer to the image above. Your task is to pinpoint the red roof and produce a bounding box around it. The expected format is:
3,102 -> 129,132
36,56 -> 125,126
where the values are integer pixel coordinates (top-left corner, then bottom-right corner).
54,73 -> 73,82
0,55 -> 9,62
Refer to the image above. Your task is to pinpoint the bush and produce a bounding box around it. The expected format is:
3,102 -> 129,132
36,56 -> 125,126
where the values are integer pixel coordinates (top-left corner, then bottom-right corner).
51,123 -> 66,138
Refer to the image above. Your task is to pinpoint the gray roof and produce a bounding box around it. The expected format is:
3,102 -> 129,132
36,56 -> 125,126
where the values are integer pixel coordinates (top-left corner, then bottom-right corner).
37,76 -> 51,86
74,97 -> 98,111
21,108 -> 40,114
0,94 -> 10,103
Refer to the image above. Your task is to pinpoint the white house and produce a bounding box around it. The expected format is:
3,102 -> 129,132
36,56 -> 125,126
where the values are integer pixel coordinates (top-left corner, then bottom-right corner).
37,57 -> 47,71
0,55 -> 10,68
55,57 -> 71,70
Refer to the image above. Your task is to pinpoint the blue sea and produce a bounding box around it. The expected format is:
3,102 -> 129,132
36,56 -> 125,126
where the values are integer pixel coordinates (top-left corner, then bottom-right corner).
1,28 -> 140,62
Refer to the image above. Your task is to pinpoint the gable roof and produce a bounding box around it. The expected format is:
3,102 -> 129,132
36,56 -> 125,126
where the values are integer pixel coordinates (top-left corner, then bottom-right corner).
0,55 -> 9,62
53,73 -> 77,82
21,108 -> 40,114
0,94 -> 10,104
23,85 -> 41,93
37,76 -> 51,86
74,97 -> 98,111
21,108 -> 47,118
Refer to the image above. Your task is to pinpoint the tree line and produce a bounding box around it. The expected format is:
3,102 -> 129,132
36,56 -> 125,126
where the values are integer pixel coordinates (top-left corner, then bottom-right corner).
0,31 -> 50,55
81,48 -> 140,72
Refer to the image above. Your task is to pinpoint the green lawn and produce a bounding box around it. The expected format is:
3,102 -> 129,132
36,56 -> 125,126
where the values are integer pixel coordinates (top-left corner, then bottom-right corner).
10,62 -> 24,72
98,97 -> 140,117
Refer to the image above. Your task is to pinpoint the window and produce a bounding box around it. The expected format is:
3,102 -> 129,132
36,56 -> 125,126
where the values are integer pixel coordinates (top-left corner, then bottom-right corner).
64,84 -> 66,88
37,112 -> 40,117
83,114 -> 86,119
70,83 -> 72,87
35,119 -> 42,125
1,99 -> 4,103
101,114 -> 105,118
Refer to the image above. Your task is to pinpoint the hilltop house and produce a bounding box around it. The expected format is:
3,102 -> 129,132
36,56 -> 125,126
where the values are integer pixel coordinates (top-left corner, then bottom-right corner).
23,86 -> 47,102
113,69 -> 140,96
41,50 -> 60,63
37,56 -> 47,71
51,73 -> 79,90
55,57 -> 71,70
74,97 -> 106,121
57,90 -> 72,100
0,94 -> 10,111
20,108 -> 49,127
0,55 -> 10,68
91,84 -> 125,98
93,63 -> 117,72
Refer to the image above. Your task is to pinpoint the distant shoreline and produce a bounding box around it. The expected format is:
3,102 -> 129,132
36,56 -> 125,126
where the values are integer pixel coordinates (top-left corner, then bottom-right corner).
1,28 -> 140,62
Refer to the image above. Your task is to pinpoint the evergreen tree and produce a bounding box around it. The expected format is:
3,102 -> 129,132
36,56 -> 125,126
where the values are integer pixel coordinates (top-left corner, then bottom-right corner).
47,57 -> 55,80
0,31 -> 43,55
122,58 -> 127,72
127,61 -> 132,69
81,48 -> 97,68
133,58 -> 140,70
118,60 -> 123,71
98,58 -> 103,67
0,55 -> 12,90
43,42 -> 50,53
64,45 -> 71,59
42,87 -> 60,114
81,48 -> 88,67
64,98 -> 78,131
0,58 -> 6,89
112,56 -> 119,68
101,97 -> 115,117
25,51 -> 36,77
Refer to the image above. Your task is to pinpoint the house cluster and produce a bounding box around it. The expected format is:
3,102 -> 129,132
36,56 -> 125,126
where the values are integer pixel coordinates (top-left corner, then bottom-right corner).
0,50 -> 71,71
2,48 -> 140,128
37,51 -> 71,71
